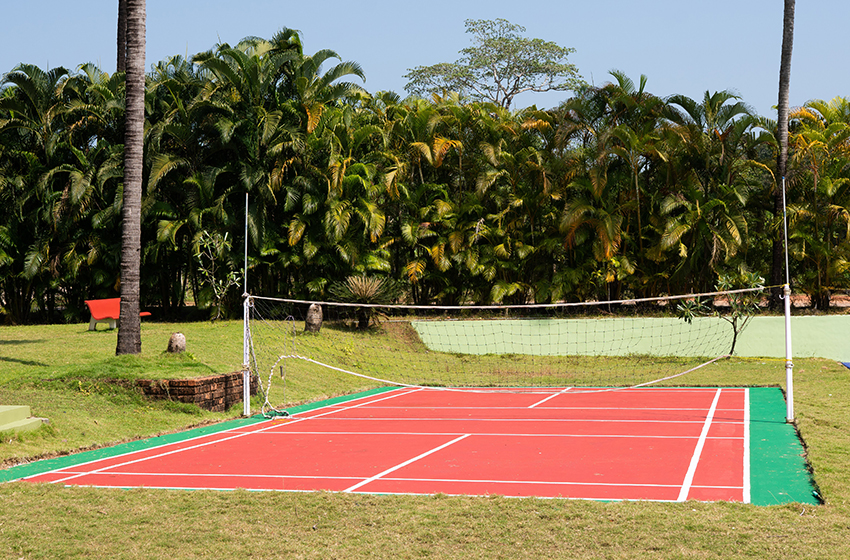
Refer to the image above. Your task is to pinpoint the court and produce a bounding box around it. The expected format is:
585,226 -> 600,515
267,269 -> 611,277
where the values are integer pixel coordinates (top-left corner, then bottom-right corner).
13,385 -> 817,504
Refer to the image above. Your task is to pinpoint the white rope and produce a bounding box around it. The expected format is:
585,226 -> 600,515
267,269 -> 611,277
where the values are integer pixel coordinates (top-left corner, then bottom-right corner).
272,353 -> 732,395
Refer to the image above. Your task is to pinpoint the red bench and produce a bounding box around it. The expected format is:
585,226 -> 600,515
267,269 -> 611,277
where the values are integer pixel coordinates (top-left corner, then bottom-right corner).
85,298 -> 152,331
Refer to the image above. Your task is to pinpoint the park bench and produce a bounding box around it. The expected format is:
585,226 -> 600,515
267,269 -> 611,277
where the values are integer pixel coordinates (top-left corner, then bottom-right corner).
85,298 -> 151,331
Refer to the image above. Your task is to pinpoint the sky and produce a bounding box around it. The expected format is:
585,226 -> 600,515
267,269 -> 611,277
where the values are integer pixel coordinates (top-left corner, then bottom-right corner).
1,1 -> 848,118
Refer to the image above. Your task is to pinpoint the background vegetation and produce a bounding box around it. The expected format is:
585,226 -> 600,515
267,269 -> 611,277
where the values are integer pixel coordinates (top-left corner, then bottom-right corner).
2,25 -> 850,324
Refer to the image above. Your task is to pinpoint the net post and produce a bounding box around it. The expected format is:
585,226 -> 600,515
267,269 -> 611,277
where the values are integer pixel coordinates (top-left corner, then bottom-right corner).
241,193 -> 251,417
242,294 -> 251,417
783,283 -> 794,422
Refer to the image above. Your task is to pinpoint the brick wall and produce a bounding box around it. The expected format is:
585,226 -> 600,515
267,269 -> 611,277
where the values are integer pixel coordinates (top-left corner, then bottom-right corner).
137,372 -> 258,412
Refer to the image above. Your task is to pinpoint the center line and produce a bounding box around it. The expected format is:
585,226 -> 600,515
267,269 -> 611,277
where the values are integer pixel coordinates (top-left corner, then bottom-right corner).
343,434 -> 471,493
528,388 -> 572,408
677,388 -> 722,502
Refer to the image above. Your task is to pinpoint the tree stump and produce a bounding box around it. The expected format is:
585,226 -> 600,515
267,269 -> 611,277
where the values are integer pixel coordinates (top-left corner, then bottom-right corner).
167,332 -> 186,353
305,304 -> 323,333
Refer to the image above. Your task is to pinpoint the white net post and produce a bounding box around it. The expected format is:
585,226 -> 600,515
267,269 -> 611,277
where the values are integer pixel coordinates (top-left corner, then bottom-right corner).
241,193 -> 251,417
242,294 -> 251,417
784,283 -> 794,421
780,177 -> 794,422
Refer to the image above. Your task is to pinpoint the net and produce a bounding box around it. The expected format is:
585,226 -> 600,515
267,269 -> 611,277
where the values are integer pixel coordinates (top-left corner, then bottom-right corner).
245,288 -> 764,416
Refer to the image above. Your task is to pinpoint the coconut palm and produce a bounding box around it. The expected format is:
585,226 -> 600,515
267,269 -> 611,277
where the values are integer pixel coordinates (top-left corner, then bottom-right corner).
116,0 -> 145,355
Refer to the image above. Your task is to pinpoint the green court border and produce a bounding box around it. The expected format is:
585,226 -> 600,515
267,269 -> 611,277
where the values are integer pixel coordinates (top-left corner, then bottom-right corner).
0,386 -> 395,483
1,385 -> 820,505
748,387 -> 820,505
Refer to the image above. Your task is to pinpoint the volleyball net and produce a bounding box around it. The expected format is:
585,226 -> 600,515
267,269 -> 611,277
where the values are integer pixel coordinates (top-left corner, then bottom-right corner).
243,287 -> 770,417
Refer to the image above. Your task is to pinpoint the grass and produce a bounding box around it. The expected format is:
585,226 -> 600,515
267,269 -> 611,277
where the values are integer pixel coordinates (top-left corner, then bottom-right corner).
0,321 -> 243,465
1,319 -> 850,558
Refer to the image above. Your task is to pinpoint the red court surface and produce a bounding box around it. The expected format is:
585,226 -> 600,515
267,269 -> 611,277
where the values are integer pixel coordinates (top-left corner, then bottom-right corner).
23,387 -> 750,502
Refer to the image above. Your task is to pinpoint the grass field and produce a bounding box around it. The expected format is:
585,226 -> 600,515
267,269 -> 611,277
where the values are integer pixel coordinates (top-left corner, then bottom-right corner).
1,319 -> 850,559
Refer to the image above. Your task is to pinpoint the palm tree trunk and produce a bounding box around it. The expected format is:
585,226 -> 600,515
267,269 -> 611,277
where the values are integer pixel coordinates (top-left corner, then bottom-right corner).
116,0 -> 145,355
117,0 -> 128,73
771,0 -> 795,306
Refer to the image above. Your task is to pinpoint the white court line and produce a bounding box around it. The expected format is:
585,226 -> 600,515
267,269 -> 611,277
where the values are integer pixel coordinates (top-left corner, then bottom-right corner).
358,405 -> 742,412
677,388 -> 722,502
743,388 -> 751,503
343,434 -> 471,493
45,388 -> 420,485
212,430 -> 743,439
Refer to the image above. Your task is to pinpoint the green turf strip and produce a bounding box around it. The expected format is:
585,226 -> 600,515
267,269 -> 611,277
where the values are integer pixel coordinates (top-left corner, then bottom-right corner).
749,387 -> 820,505
0,387 -> 396,483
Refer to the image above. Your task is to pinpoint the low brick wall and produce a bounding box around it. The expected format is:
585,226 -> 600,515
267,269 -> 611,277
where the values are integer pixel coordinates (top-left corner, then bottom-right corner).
137,372 -> 258,412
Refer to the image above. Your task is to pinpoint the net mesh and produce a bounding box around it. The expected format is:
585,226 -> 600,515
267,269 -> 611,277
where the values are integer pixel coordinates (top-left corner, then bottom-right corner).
245,289 -> 763,416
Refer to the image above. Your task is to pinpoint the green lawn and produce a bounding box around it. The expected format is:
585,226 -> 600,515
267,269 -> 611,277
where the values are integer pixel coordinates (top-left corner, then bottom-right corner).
1,319 -> 849,559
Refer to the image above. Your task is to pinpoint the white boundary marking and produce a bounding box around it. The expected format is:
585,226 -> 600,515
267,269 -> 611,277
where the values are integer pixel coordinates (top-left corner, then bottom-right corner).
343,434 -> 471,493
677,388 -> 722,502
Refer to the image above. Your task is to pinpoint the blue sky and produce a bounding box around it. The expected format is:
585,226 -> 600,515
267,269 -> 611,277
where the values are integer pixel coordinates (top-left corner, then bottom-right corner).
2,1 -> 847,117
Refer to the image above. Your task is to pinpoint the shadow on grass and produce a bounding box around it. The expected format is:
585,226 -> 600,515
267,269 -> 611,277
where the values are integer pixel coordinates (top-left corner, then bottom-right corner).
0,356 -> 48,367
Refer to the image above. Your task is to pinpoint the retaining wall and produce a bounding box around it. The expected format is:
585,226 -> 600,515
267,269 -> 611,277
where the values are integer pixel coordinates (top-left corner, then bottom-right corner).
137,372 -> 258,412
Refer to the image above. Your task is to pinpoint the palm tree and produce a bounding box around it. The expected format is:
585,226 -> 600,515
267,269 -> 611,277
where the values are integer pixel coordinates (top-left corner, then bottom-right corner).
116,0 -> 145,355
786,99 -> 850,308
0,64 -> 72,322
288,49 -> 366,134
771,0 -> 796,302
665,91 -> 755,188
656,182 -> 750,292
604,72 -> 668,258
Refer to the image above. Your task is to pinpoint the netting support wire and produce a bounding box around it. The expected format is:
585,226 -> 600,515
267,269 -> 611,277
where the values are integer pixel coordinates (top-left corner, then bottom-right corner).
242,294 -> 251,417
783,283 -> 794,422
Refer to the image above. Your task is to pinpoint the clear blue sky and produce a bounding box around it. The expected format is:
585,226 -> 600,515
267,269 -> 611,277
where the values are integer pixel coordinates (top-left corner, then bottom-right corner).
2,1 -> 847,117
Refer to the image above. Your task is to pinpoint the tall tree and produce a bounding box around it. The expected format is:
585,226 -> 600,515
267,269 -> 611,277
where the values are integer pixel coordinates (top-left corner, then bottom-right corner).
771,0 -> 796,301
116,0 -> 145,355
404,19 -> 583,109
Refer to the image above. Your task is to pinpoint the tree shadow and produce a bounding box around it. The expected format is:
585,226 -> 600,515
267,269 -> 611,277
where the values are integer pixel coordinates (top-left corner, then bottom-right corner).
0,340 -> 49,366
0,356 -> 48,367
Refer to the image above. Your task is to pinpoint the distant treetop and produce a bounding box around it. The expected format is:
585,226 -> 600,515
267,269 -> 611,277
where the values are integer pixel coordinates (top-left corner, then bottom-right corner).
404,18 -> 584,109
